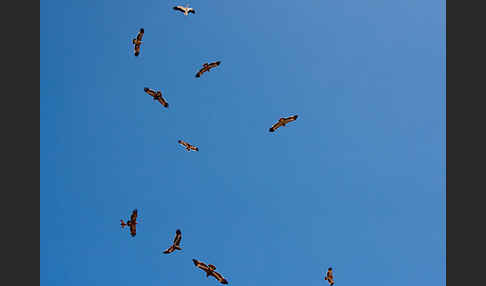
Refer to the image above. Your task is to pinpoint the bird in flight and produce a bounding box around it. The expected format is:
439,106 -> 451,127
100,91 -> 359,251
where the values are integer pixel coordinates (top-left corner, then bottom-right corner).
144,87 -> 169,108
173,5 -> 196,16
120,209 -> 138,237
195,61 -> 221,78
268,115 -> 298,132
324,267 -> 335,285
192,259 -> 228,284
132,28 -> 144,56
178,140 -> 199,152
163,229 -> 182,254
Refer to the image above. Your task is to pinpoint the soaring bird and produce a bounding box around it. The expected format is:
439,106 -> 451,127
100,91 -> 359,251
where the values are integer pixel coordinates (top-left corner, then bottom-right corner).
163,229 -> 182,254
132,28 -> 144,56
324,267 -> 335,285
120,209 -> 138,237
192,259 -> 228,284
173,5 -> 196,16
178,140 -> 199,152
195,61 -> 221,78
269,115 -> 298,132
144,87 -> 169,108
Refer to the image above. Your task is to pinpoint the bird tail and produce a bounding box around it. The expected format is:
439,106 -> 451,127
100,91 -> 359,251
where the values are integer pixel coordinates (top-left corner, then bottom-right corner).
175,245 -> 182,250
120,220 -> 127,228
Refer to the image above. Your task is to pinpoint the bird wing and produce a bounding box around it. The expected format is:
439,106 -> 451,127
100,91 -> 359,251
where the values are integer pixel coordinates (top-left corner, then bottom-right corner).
130,209 -> 138,221
283,115 -> 298,124
193,259 -> 210,271
173,6 -> 185,13
174,230 -> 182,245
144,87 -> 156,97
210,61 -> 221,68
158,95 -> 169,108
269,120 -> 284,132
179,140 -> 189,148
163,245 -> 175,254
212,271 -> 228,284
134,44 -> 141,56
136,28 -> 144,41
196,66 -> 209,77
129,223 -> 137,237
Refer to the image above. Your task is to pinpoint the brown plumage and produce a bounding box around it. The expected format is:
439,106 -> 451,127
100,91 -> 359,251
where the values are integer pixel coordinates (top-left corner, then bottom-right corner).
132,28 -> 144,56
173,5 -> 196,15
144,87 -> 169,108
324,267 -> 334,285
178,140 -> 199,152
192,259 -> 228,284
195,61 -> 221,78
269,115 -> 298,132
121,209 -> 138,237
163,229 -> 182,254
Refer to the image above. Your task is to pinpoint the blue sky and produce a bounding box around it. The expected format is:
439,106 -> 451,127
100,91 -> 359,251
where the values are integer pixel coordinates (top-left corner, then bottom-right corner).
41,1 -> 445,286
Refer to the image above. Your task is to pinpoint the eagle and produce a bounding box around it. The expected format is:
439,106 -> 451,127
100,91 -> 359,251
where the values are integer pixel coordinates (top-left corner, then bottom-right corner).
163,229 -> 182,254
269,115 -> 298,132
144,87 -> 169,108
195,61 -> 221,78
192,259 -> 228,284
178,140 -> 199,152
324,267 -> 335,285
120,209 -> 138,237
173,5 -> 196,16
132,28 -> 144,56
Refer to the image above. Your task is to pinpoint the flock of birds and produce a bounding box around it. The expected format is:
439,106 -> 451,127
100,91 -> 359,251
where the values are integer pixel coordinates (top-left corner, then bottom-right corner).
123,5 -> 334,286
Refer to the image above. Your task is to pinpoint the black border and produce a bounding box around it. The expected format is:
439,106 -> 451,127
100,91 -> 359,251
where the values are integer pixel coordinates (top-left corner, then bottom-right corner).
447,0 -> 483,285
4,0 -> 39,284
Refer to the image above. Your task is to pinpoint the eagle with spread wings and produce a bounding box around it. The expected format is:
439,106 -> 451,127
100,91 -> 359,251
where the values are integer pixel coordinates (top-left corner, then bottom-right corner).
163,229 -> 182,254
269,115 -> 298,132
173,5 -> 196,15
144,87 -> 169,108
120,209 -> 138,237
324,267 -> 335,285
192,259 -> 228,284
178,140 -> 199,152
132,28 -> 144,57
195,61 -> 221,78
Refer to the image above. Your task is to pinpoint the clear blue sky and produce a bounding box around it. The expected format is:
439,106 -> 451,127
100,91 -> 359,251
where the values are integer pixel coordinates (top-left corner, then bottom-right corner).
41,1 -> 445,285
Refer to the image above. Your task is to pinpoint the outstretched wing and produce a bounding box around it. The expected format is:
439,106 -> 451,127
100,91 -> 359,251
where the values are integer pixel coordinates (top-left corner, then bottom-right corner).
209,61 -> 221,68
163,245 -> 175,254
269,120 -> 284,132
283,115 -> 298,124
212,271 -> 228,284
158,95 -> 169,108
129,223 -> 137,237
136,28 -> 144,41
144,87 -> 156,97
193,259 -> 210,271
173,229 -> 182,246
178,140 -> 189,148
196,66 -> 208,78
172,6 -> 185,12
130,209 -> 138,222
